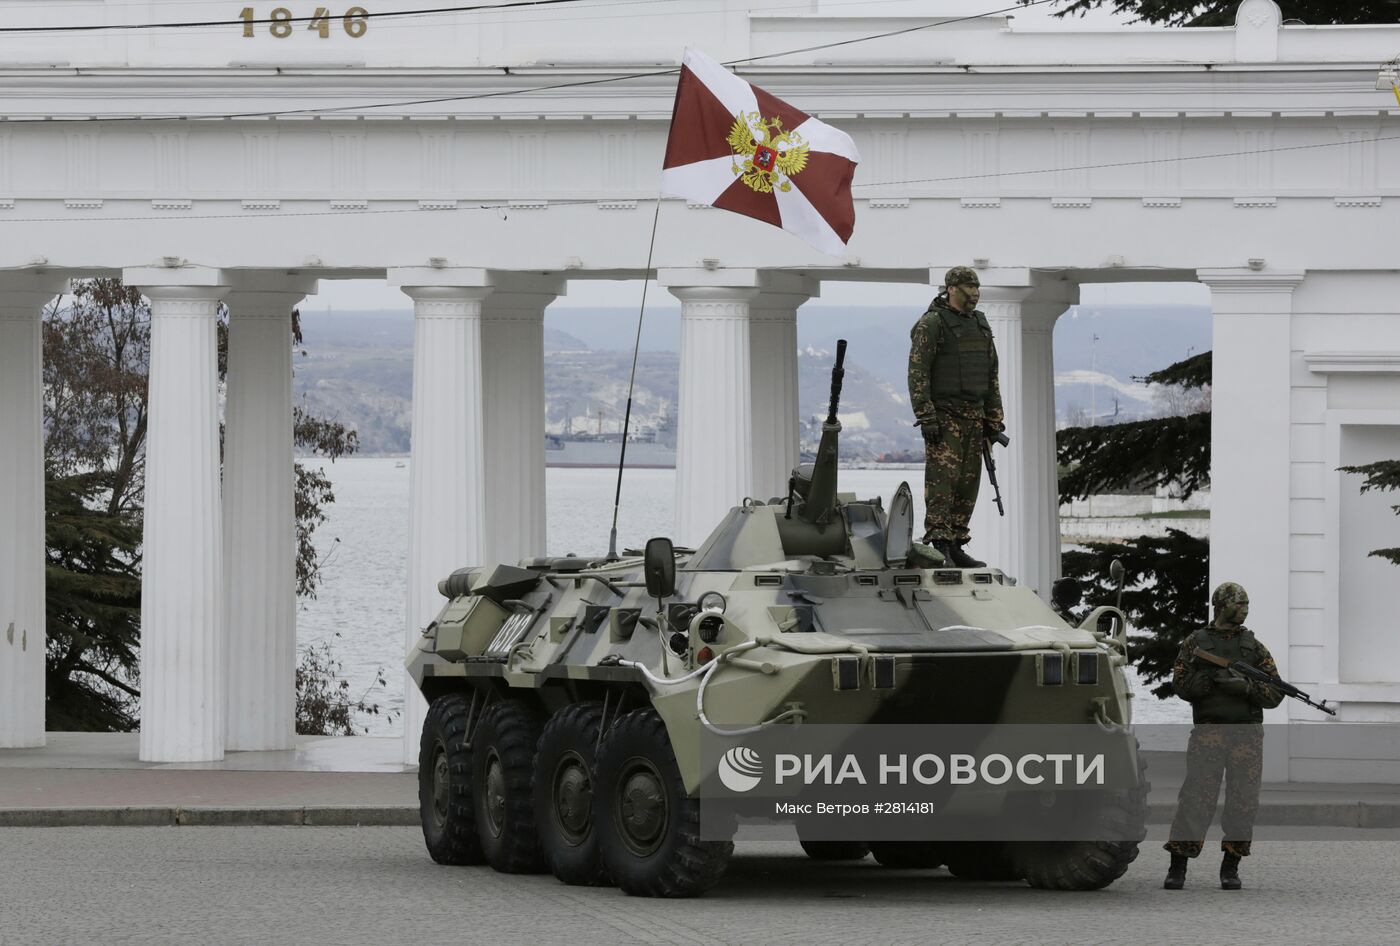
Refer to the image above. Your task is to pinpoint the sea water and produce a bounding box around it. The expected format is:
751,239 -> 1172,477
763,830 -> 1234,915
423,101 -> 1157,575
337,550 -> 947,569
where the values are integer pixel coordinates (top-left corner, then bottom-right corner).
296,457 -> 1190,734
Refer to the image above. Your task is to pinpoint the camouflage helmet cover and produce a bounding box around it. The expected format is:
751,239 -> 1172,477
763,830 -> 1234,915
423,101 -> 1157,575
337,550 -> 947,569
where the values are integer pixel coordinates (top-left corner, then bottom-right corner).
1212,581 -> 1250,626
943,266 -> 980,289
1211,581 -> 1249,609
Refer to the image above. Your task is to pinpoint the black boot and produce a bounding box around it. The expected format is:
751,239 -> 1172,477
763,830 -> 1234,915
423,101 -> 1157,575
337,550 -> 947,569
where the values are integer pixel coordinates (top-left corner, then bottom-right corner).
1163,853 -> 1188,890
928,540 -> 956,566
1220,853 -> 1242,890
949,544 -> 985,568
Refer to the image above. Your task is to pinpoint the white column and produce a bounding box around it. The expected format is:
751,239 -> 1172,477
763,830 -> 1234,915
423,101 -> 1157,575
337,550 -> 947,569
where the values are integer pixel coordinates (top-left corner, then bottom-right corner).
1020,298 -> 1074,599
968,284 -> 1034,578
480,278 -> 561,565
126,270 -> 230,762
389,269 -> 492,763
0,276 -> 64,748
749,287 -> 809,501
1201,270 -> 1303,738
222,281 -> 313,751
667,285 -> 758,547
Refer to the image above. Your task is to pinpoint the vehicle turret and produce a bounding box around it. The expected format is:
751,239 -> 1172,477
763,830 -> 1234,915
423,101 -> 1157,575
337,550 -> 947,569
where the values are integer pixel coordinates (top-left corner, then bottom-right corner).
406,342 -> 1147,898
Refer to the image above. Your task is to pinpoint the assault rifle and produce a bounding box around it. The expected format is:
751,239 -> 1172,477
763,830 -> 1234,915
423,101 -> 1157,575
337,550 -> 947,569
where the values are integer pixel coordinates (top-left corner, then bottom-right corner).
1192,647 -> 1337,716
982,430 -> 1010,517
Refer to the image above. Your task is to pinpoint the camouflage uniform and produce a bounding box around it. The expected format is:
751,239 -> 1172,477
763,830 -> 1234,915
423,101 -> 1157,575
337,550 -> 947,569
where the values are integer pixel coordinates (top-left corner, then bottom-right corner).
1165,582 -> 1283,860
907,267 -> 1004,544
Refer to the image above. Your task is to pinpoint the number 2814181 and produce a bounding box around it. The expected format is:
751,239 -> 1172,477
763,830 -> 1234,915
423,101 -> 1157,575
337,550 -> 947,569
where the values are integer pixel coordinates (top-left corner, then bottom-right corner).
239,7 -> 370,38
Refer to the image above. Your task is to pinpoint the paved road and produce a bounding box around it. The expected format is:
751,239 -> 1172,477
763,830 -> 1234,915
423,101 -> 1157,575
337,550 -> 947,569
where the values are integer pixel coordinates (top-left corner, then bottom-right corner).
3,828 -> 1398,946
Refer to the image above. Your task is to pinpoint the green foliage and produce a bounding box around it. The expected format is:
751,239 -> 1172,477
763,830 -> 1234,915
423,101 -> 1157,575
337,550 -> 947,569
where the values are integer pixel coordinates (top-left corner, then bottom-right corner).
1062,529 -> 1210,700
1338,460 -> 1400,565
1048,0 -> 1400,27
1057,414 -> 1211,502
294,638 -> 393,736
44,471 -> 143,731
293,407 -> 359,598
1057,350 -> 1211,503
42,282 -> 151,729
1058,349 -> 1213,701
1140,350 -> 1211,389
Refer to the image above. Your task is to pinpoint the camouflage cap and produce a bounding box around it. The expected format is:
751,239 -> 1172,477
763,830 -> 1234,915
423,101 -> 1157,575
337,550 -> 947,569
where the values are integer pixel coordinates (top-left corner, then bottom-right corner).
1211,581 -> 1249,609
943,266 -> 980,288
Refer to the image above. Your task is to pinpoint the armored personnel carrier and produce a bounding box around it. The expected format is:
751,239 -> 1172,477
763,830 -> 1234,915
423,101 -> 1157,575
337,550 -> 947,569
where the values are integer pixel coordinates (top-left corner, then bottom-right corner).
408,341 -> 1147,898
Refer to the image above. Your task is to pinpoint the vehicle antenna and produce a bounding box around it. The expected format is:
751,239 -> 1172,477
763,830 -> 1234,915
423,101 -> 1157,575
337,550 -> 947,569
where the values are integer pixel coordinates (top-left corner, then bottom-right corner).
606,198 -> 664,562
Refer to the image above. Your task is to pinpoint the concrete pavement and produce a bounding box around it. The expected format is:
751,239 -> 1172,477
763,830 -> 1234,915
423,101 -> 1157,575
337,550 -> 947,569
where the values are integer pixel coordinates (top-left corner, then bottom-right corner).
4,733 -> 1400,829
4,828 -> 1400,946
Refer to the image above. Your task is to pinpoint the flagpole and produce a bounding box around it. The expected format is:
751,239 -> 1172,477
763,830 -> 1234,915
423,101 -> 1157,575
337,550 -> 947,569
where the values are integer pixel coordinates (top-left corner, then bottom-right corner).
605,196 -> 664,562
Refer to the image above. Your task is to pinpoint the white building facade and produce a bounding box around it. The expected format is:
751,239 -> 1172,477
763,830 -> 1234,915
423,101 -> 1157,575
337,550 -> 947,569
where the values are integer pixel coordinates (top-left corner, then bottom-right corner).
0,0 -> 1397,777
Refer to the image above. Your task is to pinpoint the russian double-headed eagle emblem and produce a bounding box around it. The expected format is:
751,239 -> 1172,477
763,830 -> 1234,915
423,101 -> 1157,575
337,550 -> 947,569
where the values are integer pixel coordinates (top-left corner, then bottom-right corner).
727,112 -> 809,193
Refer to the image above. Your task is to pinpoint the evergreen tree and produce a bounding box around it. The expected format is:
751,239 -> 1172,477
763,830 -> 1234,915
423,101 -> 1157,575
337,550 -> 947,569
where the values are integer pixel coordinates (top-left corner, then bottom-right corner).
1048,0 -> 1400,28
1062,531 -> 1209,699
1338,461 -> 1400,565
1058,351 -> 1211,500
1057,351 -> 1211,699
44,471 -> 142,731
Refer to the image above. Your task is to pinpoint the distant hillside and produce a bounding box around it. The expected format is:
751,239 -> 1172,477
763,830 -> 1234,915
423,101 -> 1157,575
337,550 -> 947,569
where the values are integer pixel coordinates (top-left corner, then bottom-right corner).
292,304 -> 1211,456
1053,304 -> 1210,424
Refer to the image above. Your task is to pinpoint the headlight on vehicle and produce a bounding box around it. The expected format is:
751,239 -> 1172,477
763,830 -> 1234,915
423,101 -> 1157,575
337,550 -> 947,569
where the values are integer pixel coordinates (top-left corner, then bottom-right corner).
698,591 -> 726,614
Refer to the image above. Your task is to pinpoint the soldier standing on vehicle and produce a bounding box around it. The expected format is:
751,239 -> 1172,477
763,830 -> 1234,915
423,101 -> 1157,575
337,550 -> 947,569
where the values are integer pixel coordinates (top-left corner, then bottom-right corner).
1163,581 -> 1283,891
907,266 -> 1005,568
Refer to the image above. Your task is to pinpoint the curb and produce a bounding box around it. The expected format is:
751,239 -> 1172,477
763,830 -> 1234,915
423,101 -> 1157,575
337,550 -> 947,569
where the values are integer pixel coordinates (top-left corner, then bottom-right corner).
0,806 -> 419,828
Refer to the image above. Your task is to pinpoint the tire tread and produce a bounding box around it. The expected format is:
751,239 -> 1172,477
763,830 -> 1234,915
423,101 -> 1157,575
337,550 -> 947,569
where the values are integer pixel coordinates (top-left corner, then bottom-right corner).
595,708 -> 732,898
418,692 -> 484,866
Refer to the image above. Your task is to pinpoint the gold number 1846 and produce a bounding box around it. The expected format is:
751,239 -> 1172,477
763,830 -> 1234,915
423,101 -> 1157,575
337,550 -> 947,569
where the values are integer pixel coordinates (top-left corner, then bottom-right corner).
239,7 -> 370,38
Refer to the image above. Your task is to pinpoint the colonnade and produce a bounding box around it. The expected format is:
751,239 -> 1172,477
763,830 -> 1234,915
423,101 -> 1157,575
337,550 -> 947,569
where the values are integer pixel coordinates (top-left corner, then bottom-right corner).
1,265 -> 1079,761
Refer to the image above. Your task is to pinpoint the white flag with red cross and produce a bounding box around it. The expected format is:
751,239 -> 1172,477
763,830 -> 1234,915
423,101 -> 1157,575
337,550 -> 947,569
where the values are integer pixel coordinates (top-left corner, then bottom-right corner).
660,48 -> 860,257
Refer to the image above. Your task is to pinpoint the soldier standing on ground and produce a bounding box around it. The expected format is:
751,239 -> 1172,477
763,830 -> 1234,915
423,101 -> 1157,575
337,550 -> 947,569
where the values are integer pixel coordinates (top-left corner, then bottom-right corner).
907,266 -> 1005,568
1163,581 -> 1284,891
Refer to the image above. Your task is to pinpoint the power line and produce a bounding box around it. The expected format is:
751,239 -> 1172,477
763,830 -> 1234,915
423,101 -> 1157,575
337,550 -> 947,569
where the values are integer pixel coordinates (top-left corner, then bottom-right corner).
0,0 -> 1059,124
0,0 -> 1025,36
0,0 -> 597,34
31,0 -> 939,42
0,0 -> 1389,224
852,133 -> 1400,187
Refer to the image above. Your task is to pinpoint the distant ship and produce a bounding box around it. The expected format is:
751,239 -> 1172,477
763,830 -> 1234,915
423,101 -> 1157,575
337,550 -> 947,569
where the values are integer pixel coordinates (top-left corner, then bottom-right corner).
545,413 -> 676,469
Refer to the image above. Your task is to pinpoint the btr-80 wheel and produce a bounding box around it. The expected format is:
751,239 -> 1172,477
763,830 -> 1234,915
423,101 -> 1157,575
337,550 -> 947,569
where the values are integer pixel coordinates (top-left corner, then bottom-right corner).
418,693 -> 484,865
533,702 -> 610,886
593,708 -> 733,897
471,699 -> 546,874
1011,745 -> 1150,890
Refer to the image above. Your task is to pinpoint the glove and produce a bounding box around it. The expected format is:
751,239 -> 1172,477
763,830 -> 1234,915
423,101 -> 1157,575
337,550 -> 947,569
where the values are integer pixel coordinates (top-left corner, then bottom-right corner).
918,415 -> 941,444
1213,669 -> 1249,696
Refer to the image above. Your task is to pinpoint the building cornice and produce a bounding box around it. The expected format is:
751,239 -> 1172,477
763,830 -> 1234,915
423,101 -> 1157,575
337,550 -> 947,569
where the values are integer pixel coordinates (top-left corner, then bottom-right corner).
1304,352 -> 1400,374
1197,269 -> 1306,291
